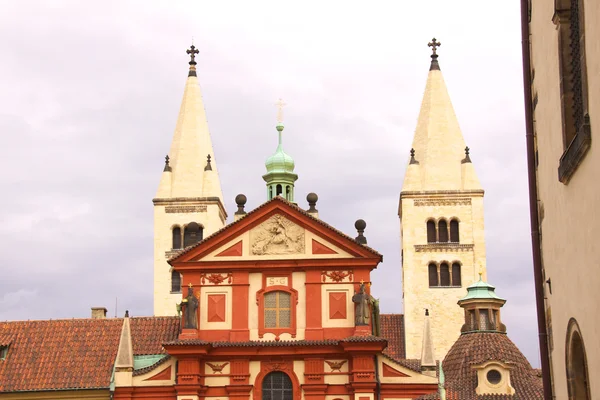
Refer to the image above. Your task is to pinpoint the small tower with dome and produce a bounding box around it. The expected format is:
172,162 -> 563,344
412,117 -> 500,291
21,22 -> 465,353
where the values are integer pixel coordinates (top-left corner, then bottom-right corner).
263,99 -> 298,202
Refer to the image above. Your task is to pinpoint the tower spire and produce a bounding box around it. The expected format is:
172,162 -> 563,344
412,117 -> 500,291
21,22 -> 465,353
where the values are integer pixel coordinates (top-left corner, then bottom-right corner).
401,39 -> 481,192
153,45 -> 227,316
263,98 -> 298,202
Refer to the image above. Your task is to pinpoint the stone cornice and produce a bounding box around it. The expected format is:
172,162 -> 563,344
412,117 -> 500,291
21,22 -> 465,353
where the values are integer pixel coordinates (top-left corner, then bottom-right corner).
400,189 -> 484,199
414,243 -> 474,252
153,196 -> 228,218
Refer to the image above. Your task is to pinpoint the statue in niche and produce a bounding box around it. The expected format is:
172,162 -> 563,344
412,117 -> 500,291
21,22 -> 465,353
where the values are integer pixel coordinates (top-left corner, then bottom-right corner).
182,285 -> 199,329
352,282 -> 372,326
251,215 -> 305,255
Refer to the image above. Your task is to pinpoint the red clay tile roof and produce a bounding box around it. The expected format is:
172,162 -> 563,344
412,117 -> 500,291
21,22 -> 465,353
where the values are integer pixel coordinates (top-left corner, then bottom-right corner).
169,196 -> 383,262
436,332 -> 544,399
380,313 -> 405,359
0,316 -> 179,392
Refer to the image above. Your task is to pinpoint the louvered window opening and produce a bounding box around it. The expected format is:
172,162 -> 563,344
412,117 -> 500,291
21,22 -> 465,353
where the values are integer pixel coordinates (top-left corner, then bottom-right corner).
428,263 -> 461,287
264,291 -> 291,328
426,219 -> 459,243
262,371 -> 293,400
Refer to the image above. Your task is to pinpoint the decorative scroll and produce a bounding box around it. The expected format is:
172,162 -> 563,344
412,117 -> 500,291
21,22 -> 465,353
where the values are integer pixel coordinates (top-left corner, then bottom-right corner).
165,205 -> 207,213
201,273 -> 233,285
250,215 -> 305,255
322,270 -> 353,283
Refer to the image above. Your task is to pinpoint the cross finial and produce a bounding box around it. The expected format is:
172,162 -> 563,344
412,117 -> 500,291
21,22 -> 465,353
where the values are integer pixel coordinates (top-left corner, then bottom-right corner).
163,155 -> 172,172
465,146 -> 470,155
186,44 -> 199,65
428,38 -> 441,56
204,154 -> 212,171
188,283 -> 193,288
275,98 -> 287,124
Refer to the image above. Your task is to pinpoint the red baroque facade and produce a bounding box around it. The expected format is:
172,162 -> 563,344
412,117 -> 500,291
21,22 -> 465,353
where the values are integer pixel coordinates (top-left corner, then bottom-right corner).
115,197 -> 438,400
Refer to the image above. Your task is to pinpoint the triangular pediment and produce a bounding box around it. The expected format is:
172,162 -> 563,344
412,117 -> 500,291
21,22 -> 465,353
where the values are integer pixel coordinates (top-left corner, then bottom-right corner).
169,197 -> 381,264
378,356 -> 438,384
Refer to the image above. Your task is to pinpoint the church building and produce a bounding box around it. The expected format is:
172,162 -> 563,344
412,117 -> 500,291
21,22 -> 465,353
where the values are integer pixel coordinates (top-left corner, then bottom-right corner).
0,41 -> 544,400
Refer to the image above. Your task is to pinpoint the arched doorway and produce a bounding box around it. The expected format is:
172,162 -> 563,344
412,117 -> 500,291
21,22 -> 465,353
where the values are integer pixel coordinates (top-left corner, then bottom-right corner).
262,371 -> 293,400
566,318 -> 591,400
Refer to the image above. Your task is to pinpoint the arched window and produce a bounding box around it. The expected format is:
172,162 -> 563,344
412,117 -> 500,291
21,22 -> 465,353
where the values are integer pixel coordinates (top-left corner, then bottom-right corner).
171,270 -> 181,293
438,219 -> 449,243
452,262 -> 461,286
172,227 -> 182,249
450,219 -> 459,242
285,185 -> 290,200
566,318 -> 591,399
427,220 -> 436,243
262,371 -> 293,400
440,263 -> 450,286
276,184 -> 283,196
428,263 -> 438,287
184,222 -> 203,247
264,291 -> 291,328
269,186 -> 273,200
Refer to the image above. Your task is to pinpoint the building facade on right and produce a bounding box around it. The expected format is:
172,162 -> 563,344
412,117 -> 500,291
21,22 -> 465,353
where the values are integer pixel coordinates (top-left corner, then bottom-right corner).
524,0 -> 599,398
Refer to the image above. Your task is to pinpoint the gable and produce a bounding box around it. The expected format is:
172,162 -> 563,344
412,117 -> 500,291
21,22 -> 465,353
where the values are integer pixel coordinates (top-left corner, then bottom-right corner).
378,356 -> 438,384
171,197 -> 380,263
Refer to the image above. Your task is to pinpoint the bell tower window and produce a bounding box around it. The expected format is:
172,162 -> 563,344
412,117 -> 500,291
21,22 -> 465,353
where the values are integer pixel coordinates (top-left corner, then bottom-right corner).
438,219 -> 449,242
172,226 -> 182,249
450,219 -> 459,242
171,270 -> 182,293
276,184 -> 283,196
427,220 -> 436,243
184,222 -> 203,247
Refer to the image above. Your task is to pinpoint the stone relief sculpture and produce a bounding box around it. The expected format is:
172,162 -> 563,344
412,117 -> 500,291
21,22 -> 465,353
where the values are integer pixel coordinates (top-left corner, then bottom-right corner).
250,214 -> 305,255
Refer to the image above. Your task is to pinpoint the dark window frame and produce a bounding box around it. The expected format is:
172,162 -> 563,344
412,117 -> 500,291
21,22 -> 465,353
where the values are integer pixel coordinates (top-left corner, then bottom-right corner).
554,0 -> 592,183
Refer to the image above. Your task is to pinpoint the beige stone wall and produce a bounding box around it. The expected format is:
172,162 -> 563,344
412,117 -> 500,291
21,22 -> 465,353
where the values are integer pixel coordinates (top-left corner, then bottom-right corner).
401,192 -> 486,360
529,0 -> 600,396
153,201 -> 226,316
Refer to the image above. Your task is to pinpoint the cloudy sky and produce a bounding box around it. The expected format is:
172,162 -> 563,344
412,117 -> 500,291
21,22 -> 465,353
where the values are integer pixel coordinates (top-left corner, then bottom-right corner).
0,1 -> 540,365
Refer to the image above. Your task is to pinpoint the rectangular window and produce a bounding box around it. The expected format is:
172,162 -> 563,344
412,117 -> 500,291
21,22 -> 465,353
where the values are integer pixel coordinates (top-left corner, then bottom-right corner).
264,291 -> 292,328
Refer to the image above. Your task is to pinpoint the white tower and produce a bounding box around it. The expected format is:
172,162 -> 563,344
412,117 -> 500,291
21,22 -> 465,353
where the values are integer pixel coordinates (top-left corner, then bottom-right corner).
153,45 -> 227,316
400,39 -> 487,359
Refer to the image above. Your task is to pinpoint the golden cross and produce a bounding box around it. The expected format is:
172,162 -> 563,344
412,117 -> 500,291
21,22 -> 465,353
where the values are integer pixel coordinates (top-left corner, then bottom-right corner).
275,98 -> 287,123
478,266 -> 484,280
360,279 -> 365,285
428,38 -> 441,55
188,283 -> 193,288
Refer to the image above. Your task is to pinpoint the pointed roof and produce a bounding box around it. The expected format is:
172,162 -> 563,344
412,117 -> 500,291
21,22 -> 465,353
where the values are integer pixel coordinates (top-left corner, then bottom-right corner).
157,45 -> 224,202
402,40 -> 481,192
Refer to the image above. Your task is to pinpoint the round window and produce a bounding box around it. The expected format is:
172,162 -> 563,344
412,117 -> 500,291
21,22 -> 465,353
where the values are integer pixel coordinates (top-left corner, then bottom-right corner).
486,369 -> 502,384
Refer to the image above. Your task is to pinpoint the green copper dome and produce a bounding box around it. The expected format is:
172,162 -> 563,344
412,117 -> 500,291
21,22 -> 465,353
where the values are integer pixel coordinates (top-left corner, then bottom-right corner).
265,124 -> 296,173
263,123 -> 298,202
459,276 -> 506,302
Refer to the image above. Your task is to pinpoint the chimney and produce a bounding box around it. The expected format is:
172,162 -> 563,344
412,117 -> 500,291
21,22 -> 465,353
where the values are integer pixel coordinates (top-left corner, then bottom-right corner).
91,307 -> 108,319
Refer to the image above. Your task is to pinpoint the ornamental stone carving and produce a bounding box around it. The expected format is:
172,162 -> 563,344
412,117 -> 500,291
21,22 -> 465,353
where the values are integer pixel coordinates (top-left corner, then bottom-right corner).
250,215 -> 305,255
413,198 -> 471,207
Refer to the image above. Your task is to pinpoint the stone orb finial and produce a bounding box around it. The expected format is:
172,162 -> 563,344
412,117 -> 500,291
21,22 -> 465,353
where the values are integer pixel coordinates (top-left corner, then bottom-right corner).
235,194 -> 247,206
355,219 -> 366,231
